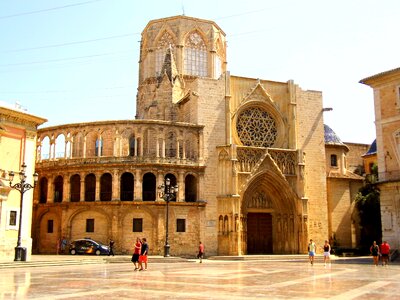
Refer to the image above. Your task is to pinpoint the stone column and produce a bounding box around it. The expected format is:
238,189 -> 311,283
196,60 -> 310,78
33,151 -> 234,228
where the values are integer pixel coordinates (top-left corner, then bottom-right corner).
80,175 -> 85,202
112,170 -> 119,200
177,171 -> 184,202
95,173 -> 100,201
63,175 -> 70,202
134,169 -> 142,201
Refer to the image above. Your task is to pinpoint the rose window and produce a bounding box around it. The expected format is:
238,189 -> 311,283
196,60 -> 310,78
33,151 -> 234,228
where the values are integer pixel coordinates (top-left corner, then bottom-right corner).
236,107 -> 277,147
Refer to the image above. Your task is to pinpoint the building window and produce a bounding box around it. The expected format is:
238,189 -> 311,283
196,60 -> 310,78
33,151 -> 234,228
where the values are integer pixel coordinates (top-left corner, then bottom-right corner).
155,31 -> 175,76
6,210 -> 18,230
133,218 -> 143,232
95,139 -> 103,157
86,219 -> 94,232
184,32 -> 207,77
330,154 -> 338,167
396,85 -> 400,107
9,210 -> 17,226
176,219 -> 186,232
47,220 -> 54,233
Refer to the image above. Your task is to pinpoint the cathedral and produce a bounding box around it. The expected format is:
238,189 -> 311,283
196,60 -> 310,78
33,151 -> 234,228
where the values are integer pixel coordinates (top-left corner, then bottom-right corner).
32,15 -> 365,256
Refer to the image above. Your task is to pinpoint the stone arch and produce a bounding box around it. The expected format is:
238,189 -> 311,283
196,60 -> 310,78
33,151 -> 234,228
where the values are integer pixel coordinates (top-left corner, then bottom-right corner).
120,205 -> 157,254
100,173 -> 112,201
142,172 -> 156,201
120,172 -> 134,201
100,128 -> 114,157
184,174 -> 197,202
39,177 -> 48,203
70,174 -> 80,202
41,136 -> 51,160
84,173 -> 96,201
72,132 -> 84,158
165,130 -> 178,158
68,207 -> 111,244
143,127 -> 157,157
241,170 -> 300,254
154,29 -> 177,77
37,210 -> 61,254
53,175 -> 63,203
183,29 -> 208,77
54,133 -> 66,159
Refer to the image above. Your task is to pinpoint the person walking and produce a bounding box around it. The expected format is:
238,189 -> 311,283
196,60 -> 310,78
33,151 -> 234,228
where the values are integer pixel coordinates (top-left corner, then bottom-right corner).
60,236 -> 68,254
139,238 -> 149,271
308,239 -> 316,265
131,237 -> 142,271
323,240 -> 331,266
108,239 -> 115,256
370,241 -> 380,266
380,241 -> 391,266
197,241 -> 205,263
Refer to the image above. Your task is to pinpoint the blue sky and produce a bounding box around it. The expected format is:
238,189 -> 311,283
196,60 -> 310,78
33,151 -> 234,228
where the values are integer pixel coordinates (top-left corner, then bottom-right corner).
1,0 -> 399,144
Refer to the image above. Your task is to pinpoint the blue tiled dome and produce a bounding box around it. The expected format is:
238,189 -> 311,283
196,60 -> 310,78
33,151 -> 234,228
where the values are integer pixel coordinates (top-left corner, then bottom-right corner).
324,124 -> 344,145
365,139 -> 377,155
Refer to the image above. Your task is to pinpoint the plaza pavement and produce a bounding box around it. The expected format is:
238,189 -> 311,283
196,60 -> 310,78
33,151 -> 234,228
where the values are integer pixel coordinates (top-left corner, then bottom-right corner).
1,255 -> 399,299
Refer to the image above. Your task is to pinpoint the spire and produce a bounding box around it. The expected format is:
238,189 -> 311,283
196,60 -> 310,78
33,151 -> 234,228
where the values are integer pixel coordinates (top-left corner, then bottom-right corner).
158,45 -> 179,84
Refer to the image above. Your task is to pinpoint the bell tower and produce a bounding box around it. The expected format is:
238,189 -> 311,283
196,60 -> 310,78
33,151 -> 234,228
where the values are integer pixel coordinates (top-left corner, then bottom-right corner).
136,15 -> 227,121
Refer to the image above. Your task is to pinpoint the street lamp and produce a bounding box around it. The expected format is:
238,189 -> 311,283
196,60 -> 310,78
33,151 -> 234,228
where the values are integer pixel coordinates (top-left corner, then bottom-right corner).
8,163 -> 38,261
158,177 -> 178,257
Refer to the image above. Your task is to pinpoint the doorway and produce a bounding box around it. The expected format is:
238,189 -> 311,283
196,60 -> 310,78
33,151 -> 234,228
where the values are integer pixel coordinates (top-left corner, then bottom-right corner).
247,213 -> 273,254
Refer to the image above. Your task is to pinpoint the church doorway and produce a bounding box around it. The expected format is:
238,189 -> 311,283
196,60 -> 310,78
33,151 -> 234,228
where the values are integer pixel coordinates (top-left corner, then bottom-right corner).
247,213 -> 273,254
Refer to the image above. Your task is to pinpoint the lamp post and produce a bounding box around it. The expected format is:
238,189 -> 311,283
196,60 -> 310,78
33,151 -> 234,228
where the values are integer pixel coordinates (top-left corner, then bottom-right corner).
158,177 -> 178,257
8,163 -> 38,261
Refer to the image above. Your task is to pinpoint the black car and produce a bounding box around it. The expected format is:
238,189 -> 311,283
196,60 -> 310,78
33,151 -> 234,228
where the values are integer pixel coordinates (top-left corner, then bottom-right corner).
69,239 -> 110,255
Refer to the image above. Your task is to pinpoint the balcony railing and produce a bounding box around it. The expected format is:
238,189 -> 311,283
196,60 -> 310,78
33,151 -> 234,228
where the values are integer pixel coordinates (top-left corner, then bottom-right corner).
36,155 -> 200,168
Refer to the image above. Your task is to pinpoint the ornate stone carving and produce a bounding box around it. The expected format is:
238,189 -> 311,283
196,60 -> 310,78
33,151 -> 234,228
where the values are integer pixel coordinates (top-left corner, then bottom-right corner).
247,191 -> 272,209
268,149 -> 296,175
236,107 -> 277,147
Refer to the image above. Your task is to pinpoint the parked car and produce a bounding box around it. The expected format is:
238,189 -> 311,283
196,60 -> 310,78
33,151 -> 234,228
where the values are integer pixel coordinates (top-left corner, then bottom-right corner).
69,238 -> 110,255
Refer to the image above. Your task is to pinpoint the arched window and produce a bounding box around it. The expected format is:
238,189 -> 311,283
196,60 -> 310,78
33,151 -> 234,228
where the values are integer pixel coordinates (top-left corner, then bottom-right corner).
54,176 -> 63,203
185,174 -> 197,202
95,138 -> 103,157
72,132 -> 84,158
100,173 -> 112,201
142,173 -> 156,201
165,173 -> 177,202
166,131 -> 177,158
184,31 -> 207,77
41,136 -> 50,160
85,173 -> 96,201
70,174 -> 81,202
55,134 -> 66,159
331,154 -> 338,167
129,135 -> 136,156
155,31 -> 175,76
39,177 -> 48,203
120,172 -> 134,201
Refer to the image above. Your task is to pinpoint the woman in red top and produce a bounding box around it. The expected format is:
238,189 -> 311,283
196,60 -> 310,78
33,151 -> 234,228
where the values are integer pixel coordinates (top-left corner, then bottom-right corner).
380,241 -> 391,266
131,237 -> 142,271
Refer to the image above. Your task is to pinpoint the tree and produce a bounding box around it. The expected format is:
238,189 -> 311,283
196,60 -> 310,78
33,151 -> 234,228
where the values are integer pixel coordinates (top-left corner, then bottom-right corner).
355,164 -> 381,250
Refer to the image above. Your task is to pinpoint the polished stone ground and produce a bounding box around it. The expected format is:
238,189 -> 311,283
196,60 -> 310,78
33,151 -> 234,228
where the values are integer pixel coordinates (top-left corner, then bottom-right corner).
1,258 -> 399,299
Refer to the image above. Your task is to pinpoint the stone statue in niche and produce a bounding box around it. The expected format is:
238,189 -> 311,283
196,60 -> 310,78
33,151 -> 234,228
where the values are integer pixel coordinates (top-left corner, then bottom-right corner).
248,191 -> 272,208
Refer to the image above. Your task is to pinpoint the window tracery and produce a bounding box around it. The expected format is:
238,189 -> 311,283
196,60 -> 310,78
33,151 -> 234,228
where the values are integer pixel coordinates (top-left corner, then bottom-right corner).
184,31 -> 207,77
236,107 -> 277,147
155,31 -> 175,76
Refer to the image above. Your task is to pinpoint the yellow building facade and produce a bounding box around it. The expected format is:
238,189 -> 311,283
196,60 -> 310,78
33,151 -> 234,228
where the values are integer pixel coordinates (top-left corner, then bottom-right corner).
361,67 -> 400,249
32,15 -> 364,256
0,102 -> 46,261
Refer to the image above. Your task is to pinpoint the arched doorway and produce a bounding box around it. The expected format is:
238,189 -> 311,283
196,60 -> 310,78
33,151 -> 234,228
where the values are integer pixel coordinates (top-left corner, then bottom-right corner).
242,170 -> 301,254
